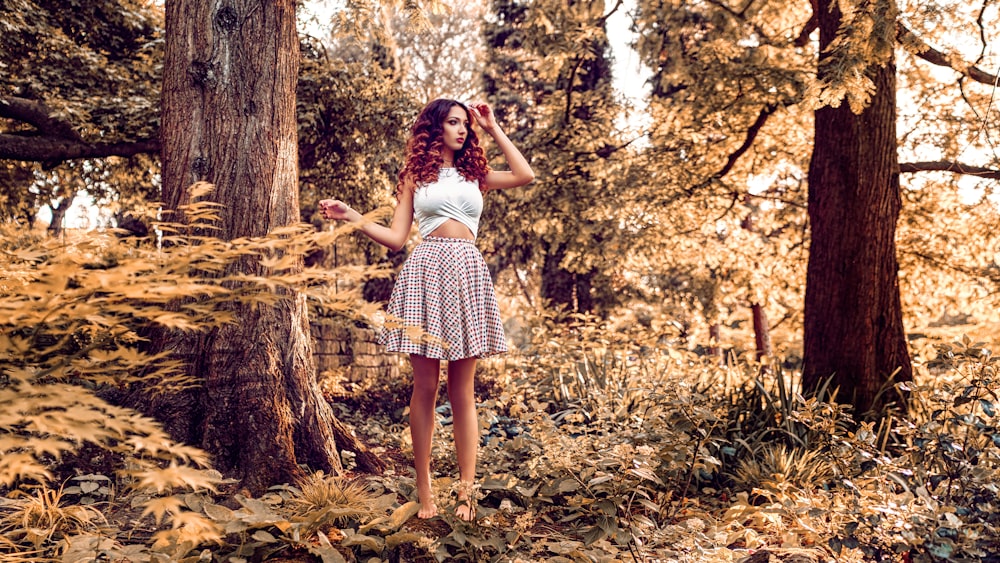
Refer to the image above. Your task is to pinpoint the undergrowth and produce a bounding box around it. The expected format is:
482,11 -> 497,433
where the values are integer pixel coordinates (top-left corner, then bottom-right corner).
3,200 -> 1000,562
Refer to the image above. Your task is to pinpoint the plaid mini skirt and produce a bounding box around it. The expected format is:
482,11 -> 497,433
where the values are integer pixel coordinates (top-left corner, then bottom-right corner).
377,237 -> 508,360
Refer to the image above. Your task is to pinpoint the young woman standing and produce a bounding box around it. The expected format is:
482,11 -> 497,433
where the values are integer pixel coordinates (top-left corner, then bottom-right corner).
320,99 -> 534,520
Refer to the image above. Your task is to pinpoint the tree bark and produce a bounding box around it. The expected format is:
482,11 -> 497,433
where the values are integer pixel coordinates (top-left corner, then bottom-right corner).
803,0 -> 911,417
142,0 -> 382,492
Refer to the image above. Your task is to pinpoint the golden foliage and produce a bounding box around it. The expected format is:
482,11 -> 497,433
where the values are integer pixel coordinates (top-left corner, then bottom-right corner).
332,0 -> 451,41
808,0 -> 898,113
729,443 -> 836,490
2,303 -> 1000,561
0,184 -> 394,559
0,485 -> 104,549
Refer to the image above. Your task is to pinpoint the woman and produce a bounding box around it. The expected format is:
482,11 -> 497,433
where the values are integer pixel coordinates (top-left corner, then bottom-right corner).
320,99 -> 534,520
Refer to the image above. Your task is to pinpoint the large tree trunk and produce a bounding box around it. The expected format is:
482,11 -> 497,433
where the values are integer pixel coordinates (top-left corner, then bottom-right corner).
803,0 -> 911,417
146,0 -> 381,492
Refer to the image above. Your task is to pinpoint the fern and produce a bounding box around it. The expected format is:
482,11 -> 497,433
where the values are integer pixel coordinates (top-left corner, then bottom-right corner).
1,185 -> 393,558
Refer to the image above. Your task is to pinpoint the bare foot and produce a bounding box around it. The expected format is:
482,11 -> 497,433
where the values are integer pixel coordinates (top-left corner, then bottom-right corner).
417,500 -> 438,519
453,480 -> 478,522
455,498 -> 476,521
415,475 -> 436,518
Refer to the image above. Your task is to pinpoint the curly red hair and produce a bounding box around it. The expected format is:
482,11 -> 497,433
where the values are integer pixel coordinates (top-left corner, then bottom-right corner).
396,99 -> 490,195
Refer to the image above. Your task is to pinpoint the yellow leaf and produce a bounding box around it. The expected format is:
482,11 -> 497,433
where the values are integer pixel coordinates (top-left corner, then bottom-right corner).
134,462 -> 220,494
140,495 -> 186,525
0,452 -> 52,487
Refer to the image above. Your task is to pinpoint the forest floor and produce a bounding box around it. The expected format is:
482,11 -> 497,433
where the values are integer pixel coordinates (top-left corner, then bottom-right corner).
309,363 -> 834,563
6,321 -> 997,562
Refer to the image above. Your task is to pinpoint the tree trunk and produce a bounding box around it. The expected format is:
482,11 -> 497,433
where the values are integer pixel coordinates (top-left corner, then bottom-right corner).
47,189 -> 77,238
741,202 -> 772,363
803,0 -> 911,417
541,243 -> 594,313
707,323 -> 724,364
751,302 -> 772,361
146,0 -> 382,492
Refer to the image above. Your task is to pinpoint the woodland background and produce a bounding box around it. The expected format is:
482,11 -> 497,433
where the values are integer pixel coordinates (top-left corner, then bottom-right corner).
2,0 -> 1000,562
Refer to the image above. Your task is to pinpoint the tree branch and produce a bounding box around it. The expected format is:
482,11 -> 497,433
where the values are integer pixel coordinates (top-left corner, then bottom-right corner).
689,102 -> 781,194
717,102 -> 779,179
0,95 -> 159,163
0,133 -> 160,163
899,160 -> 1000,180
794,12 -> 818,47
597,0 -> 624,26
896,23 -> 999,85
905,248 -> 996,282
0,96 -> 83,141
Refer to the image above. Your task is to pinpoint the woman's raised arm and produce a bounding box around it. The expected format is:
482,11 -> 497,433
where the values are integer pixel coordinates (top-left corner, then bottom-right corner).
470,103 -> 535,191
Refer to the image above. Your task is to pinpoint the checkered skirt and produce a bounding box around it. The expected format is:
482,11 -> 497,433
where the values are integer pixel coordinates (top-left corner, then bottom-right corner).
377,237 -> 508,360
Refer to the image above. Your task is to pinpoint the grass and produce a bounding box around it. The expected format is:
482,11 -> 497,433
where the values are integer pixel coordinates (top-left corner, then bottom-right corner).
0,484 -> 105,550
3,309 -> 999,561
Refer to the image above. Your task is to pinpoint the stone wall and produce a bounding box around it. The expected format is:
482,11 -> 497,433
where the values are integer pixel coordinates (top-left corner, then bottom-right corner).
311,318 -> 399,382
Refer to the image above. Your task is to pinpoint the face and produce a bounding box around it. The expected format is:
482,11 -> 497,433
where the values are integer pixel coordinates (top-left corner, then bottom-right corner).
441,105 -> 469,153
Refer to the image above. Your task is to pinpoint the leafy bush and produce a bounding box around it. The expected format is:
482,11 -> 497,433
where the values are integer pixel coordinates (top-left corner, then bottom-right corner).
0,185 -> 390,560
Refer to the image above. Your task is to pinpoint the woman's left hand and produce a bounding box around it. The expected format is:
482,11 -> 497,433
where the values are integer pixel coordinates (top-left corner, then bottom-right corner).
469,102 -> 498,133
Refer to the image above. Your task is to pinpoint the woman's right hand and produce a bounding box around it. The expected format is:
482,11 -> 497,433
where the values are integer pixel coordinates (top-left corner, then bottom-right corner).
319,199 -> 357,222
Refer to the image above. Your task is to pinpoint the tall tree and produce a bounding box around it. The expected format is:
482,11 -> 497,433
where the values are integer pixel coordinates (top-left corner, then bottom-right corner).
632,0 -> 1000,413
151,0 -> 375,491
802,0 -> 910,415
801,0 -> 999,414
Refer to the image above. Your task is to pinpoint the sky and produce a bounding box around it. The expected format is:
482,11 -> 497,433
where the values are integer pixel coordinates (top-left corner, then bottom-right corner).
298,0 -> 651,102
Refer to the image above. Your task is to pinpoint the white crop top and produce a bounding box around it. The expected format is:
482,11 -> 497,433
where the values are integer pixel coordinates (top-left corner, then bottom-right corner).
413,168 -> 484,239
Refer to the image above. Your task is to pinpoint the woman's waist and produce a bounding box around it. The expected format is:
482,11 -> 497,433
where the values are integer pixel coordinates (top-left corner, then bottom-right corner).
420,235 -> 476,244
420,217 -> 477,242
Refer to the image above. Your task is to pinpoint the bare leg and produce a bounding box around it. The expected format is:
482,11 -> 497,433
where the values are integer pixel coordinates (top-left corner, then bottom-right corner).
447,357 -> 478,521
409,354 -> 441,519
